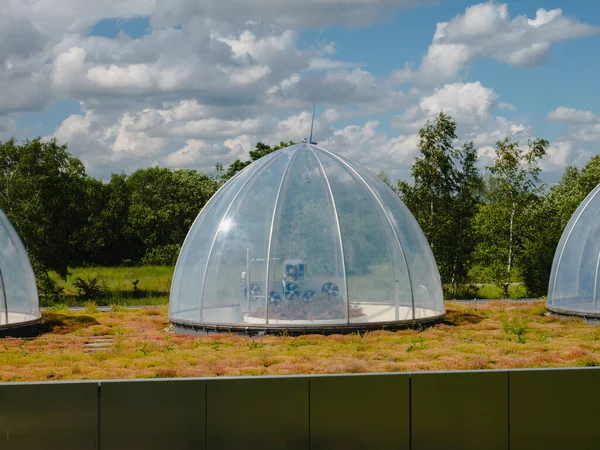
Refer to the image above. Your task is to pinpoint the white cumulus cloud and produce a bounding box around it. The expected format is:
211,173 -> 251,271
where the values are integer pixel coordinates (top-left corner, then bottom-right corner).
547,107 -> 599,124
391,2 -> 599,85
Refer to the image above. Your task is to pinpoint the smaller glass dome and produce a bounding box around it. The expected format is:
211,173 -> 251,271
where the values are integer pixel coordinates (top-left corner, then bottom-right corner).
548,183 -> 600,317
0,208 -> 40,336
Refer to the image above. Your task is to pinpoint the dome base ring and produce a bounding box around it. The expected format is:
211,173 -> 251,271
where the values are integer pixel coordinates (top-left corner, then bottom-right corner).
0,317 -> 40,338
170,311 -> 444,336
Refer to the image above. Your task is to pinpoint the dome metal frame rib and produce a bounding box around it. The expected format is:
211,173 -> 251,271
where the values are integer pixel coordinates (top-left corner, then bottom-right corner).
169,143 -> 444,334
547,183 -> 600,318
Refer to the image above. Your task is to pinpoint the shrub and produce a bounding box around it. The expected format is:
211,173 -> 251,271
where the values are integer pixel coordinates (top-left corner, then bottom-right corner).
578,358 -> 600,367
132,279 -> 141,298
45,303 -> 69,311
444,283 -> 479,300
109,303 -> 123,313
37,272 -> 65,305
247,341 -> 263,350
73,277 -> 108,300
406,337 -> 425,352
84,300 -> 98,313
502,315 -> 529,343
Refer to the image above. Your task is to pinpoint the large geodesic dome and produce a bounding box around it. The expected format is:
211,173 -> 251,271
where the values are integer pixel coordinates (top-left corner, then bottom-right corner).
0,209 -> 40,337
548,183 -> 600,317
169,143 -> 444,333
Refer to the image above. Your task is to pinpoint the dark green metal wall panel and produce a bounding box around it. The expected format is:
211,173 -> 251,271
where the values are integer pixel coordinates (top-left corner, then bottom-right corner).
206,376 -> 309,450
101,379 -> 206,450
0,381 -> 98,450
310,373 -> 410,450
412,371 -> 509,450
510,368 -> 600,450
5,368 -> 600,449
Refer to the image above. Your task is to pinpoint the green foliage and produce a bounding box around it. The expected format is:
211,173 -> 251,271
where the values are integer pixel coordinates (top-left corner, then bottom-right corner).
247,341 -> 263,350
5,122 -> 600,304
69,174 -> 132,267
72,276 -> 109,300
398,112 -> 483,296
473,137 -> 549,298
221,141 -> 295,180
125,168 -> 218,258
501,315 -> 530,343
110,303 -> 123,313
140,244 -> 181,266
132,279 -> 141,298
520,157 -> 600,296
223,159 -> 251,180
0,137 -> 87,279
84,300 -> 98,313
377,171 -> 397,192
44,303 -> 70,311
578,358 -> 600,367
37,272 -> 66,305
406,337 -> 425,352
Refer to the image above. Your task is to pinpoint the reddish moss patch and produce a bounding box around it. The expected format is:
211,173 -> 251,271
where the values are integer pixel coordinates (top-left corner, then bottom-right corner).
0,301 -> 597,382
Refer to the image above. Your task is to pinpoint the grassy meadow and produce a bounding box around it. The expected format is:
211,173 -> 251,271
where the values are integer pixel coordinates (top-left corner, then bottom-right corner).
2,300 -> 599,382
45,265 -> 529,307
48,266 -> 174,306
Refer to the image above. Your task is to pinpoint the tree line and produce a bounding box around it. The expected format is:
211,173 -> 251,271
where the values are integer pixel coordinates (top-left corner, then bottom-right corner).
382,112 -> 600,299
0,113 -> 598,300
0,137 -> 289,299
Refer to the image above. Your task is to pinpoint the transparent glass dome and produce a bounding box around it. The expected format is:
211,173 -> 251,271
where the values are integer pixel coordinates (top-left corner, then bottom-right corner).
170,143 -> 444,332
548,183 -> 600,317
0,208 -> 40,336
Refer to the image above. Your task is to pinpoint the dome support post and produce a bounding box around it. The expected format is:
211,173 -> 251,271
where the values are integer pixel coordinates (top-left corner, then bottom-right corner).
594,251 -> 600,312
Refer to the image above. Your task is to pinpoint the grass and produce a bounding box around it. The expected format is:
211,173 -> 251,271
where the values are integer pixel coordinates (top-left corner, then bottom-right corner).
475,283 -> 529,300
45,266 -> 532,307
1,300 -> 599,382
47,266 -> 173,306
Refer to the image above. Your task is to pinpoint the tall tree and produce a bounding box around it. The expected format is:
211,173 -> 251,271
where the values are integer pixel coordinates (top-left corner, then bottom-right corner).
398,112 -> 482,296
126,167 -> 219,261
377,170 -> 397,192
449,141 -> 484,296
474,137 -> 549,298
0,138 -> 87,279
70,174 -> 133,266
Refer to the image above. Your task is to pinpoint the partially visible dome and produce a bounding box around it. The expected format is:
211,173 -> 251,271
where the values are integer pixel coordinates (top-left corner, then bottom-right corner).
548,183 -> 600,317
0,208 -> 40,337
169,143 -> 444,332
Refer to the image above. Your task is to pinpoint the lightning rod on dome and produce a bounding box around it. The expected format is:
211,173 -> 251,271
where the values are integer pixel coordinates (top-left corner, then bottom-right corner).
309,102 -> 317,145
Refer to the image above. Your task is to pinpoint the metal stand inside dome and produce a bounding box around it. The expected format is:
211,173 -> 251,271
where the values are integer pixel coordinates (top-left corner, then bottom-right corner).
241,248 -> 343,309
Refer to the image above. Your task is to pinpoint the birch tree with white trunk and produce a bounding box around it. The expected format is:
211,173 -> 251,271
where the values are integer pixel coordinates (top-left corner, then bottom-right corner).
474,137 -> 548,299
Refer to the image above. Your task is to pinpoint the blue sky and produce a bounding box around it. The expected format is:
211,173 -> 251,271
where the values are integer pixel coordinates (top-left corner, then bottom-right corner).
2,0 -> 600,182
